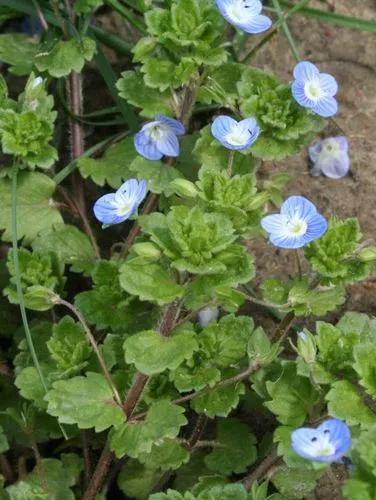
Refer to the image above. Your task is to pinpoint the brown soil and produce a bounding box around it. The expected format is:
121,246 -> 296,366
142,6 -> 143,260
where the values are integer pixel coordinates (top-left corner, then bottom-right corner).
247,0 -> 376,318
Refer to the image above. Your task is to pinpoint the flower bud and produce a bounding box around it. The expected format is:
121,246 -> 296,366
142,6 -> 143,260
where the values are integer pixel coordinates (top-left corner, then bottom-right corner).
132,242 -> 161,260
296,330 -> 316,364
169,179 -> 198,198
358,247 -> 376,262
198,307 -> 219,328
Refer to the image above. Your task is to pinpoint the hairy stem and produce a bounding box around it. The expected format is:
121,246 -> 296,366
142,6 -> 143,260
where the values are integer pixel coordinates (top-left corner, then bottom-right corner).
242,447 -> 280,490
54,297 -> 123,408
83,301 -> 180,500
66,72 -> 101,259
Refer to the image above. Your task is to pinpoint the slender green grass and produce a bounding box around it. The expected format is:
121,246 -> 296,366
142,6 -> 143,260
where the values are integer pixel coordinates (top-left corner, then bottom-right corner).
93,44 -> 139,131
279,1 -> 376,32
11,170 -> 47,392
53,132 -> 128,185
272,0 -> 300,62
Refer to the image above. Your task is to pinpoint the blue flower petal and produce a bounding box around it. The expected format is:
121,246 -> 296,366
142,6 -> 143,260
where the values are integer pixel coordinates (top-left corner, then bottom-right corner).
304,213 -> 328,242
261,214 -> 286,234
239,14 -> 272,34
312,96 -> 338,118
134,130 -> 163,160
293,61 -> 319,82
156,130 -> 180,157
280,195 -> 318,221
291,81 -> 314,109
317,419 -> 351,459
319,73 -> 338,96
317,152 -> 350,179
156,114 -> 185,136
270,232 -> 307,249
212,115 -> 238,142
94,193 -> 125,225
308,141 -> 323,163
291,427 -> 329,461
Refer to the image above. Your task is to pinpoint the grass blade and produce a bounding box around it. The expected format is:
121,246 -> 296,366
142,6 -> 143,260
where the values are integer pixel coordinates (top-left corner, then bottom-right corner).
280,1 -> 376,32
272,0 -> 300,62
93,43 -> 139,131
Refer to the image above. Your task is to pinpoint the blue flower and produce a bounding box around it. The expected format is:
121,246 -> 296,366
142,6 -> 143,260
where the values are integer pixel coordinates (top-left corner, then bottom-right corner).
211,116 -> 260,150
291,61 -> 338,118
291,419 -> 351,463
261,195 -> 327,249
93,179 -> 148,225
216,0 -> 272,34
309,136 -> 350,179
134,115 -> 185,160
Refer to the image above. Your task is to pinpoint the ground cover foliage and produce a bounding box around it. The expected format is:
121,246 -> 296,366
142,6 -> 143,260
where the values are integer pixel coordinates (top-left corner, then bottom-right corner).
0,0 -> 375,498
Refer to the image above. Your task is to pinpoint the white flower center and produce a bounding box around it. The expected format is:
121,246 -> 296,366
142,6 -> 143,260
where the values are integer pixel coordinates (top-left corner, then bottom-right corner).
115,193 -> 133,216
310,433 -> 336,458
226,125 -> 250,146
304,80 -> 323,101
286,217 -> 307,236
323,140 -> 339,155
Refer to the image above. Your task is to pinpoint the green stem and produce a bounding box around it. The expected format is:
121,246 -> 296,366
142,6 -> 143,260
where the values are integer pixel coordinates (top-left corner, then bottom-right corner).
227,150 -> 235,177
11,170 -> 47,392
241,0 -> 310,62
271,0 -> 300,62
103,0 -> 146,33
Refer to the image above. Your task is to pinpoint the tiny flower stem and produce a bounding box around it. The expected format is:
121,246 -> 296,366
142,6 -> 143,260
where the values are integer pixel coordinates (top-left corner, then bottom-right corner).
295,249 -> 303,279
227,150 -> 235,176
54,297 -> 123,409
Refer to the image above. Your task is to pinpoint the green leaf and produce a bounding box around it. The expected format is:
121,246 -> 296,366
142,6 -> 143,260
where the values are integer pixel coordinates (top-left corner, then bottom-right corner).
138,439 -> 190,471
116,70 -> 172,118
265,362 -> 319,426
248,327 -> 281,366
45,372 -> 124,431
119,257 -> 184,305
197,169 -> 266,236
316,313 -> 376,374
305,217 -> 370,284
35,37 -> 96,78
199,63 -> 243,106
15,365 -> 49,408
78,137 -> 136,189
191,372 -> 246,418
326,380 -> 376,429
32,224 -> 96,274
0,109 -> 57,169
205,419 -> 257,474
140,206 -> 236,275
110,400 -> 187,458
124,328 -> 198,375
118,460 -> 159,500
74,0 -> 104,15
130,156 -> 183,196
6,458 -> 77,499
47,316 -> 92,375
343,426 -> 376,500
76,260 -> 156,332
0,172 -> 63,243
0,34 -> 39,76
4,248 -> 63,311
271,465 -> 322,499
237,66 -> 324,160
287,280 -> 346,316
199,314 -> 254,368
354,343 -> 376,398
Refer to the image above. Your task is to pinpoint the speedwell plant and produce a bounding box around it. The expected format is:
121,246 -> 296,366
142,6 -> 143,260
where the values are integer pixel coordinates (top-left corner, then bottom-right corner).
0,0 -> 375,499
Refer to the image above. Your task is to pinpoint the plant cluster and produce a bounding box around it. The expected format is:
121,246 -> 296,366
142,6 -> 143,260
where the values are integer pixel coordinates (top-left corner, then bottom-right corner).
0,1 -> 375,499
